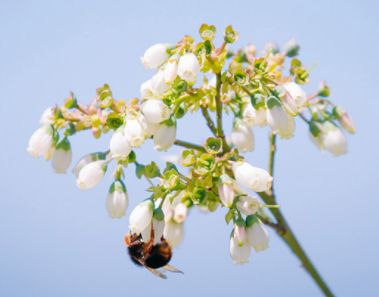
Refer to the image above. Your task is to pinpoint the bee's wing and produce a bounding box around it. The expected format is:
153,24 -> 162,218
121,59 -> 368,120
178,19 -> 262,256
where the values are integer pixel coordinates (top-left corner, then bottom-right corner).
135,259 -> 167,279
145,267 -> 167,279
162,264 -> 184,274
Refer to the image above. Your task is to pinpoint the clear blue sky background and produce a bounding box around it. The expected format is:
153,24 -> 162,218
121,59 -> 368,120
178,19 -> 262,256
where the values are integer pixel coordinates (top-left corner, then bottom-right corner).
1,0 -> 378,296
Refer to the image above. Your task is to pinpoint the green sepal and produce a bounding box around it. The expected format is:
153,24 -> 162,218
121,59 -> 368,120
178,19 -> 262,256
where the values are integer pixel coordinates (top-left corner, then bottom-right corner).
205,137 -> 223,154
107,113 -> 124,130
135,163 -> 145,179
144,162 -> 161,178
225,209 -> 234,225
235,218 -> 246,227
224,25 -> 239,43
153,208 -> 164,221
199,24 -> 216,41
246,214 -> 258,227
309,121 -> 322,137
56,137 -> 71,151
266,95 -> 282,110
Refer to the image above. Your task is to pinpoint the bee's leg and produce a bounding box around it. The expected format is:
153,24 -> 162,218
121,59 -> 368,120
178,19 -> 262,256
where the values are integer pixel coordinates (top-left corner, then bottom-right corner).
143,224 -> 155,255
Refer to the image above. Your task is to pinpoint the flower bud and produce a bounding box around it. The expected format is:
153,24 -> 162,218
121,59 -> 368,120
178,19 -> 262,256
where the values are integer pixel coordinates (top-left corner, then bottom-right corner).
140,80 -> 153,99
123,118 -> 146,147
27,125 -> 54,160
51,138 -> 72,173
218,177 -> 235,208
246,221 -> 269,252
153,123 -> 176,151
129,200 -> 154,234
255,107 -> 267,127
231,120 -> 255,152
151,70 -> 169,96
335,107 -> 355,134
232,161 -> 272,192
266,98 -> 295,139
322,123 -> 347,156
173,203 -> 188,223
236,196 -> 261,216
230,235 -> 250,264
76,160 -> 107,190
164,56 -> 178,83
141,43 -> 169,69
72,152 -> 106,178
39,107 -> 53,125
283,38 -> 300,57
106,180 -> 128,219
242,102 -> 256,127
141,99 -> 171,124
109,130 -> 132,159
282,82 -> 307,114
177,53 -> 200,84
163,220 -> 184,247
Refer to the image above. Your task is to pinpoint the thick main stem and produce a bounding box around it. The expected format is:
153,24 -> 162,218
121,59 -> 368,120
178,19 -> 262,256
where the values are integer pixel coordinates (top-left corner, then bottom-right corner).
259,133 -> 335,296
214,72 -> 230,152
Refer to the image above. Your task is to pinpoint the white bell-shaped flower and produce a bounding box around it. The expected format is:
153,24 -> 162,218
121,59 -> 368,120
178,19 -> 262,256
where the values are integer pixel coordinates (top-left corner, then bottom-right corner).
230,235 -> 251,264
322,123 -> 347,156
242,102 -> 256,127
173,203 -> 188,223
247,221 -> 269,252
236,196 -> 261,216
163,220 -> 184,248
123,118 -> 146,147
141,218 -> 165,244
51,138 -> 72,173
177,53 -> 200,84
153,123 -> 176,151
109,130 -> 132,159
266,99 -> 295,139
233,225 -> 248,246
140,80 -> 153,99
39,107 -> 53,125
231,120 -> 255,152
164,56 -> 178,83
106,180 -> 128,219
27,125 -> 54,160
72,152 -> 106,178
151,70 -> 169,96
76,160 -> 107,190
282,82 -> 307,115
141,99 -> 171,124
232,161 -> 272,192
141,43 -> 169,69
129,200 -> 154,234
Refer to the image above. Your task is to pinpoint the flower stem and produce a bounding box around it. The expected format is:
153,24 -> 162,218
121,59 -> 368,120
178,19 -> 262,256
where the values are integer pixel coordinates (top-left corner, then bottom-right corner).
174,139 -> 205,152
214,72 -> 230,152
200,106 -> 218,136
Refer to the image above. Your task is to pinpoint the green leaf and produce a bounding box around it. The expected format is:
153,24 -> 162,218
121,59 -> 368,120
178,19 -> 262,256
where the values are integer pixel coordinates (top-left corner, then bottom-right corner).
144,162 -> 161,178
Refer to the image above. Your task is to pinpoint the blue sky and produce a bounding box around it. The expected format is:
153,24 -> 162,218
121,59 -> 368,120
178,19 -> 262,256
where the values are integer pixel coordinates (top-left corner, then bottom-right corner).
1,0 -> 378,296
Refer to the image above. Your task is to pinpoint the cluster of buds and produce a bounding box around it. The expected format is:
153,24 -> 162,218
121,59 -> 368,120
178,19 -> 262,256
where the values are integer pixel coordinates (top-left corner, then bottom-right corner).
28,24 -> 354,266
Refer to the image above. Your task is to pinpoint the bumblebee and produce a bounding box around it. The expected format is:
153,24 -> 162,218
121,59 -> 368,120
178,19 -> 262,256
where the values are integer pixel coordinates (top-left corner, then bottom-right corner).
124,225 -> 183,279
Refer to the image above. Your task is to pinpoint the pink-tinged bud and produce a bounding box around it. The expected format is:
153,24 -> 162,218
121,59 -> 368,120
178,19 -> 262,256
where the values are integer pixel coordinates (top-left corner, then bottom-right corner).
218,178 -> 235,208
336,107 -> 355,134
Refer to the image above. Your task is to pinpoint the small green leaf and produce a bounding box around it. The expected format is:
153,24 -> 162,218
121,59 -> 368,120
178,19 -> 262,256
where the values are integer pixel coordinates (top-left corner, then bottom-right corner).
135,163 -> 145,179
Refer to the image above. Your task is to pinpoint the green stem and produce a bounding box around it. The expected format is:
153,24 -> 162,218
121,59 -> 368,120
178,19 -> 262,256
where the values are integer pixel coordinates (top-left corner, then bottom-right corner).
200,106 -> 218,136
214,72 -> 230,152
174,139 -> 205,152
258,133 -> 335,297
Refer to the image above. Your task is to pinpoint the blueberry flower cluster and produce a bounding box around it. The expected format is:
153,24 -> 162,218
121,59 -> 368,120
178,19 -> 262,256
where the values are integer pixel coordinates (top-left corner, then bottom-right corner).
28,24 -> 353,295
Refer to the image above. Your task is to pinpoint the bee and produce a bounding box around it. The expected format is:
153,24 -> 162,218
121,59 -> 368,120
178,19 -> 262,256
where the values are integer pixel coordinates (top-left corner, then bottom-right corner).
124,225 -> 183,279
